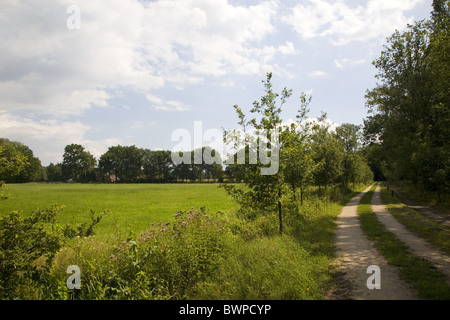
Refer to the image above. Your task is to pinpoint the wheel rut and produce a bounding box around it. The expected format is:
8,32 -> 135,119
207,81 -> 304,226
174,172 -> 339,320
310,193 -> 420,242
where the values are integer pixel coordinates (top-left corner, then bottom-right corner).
333,184 -> 416,300
371,184 -> 450,284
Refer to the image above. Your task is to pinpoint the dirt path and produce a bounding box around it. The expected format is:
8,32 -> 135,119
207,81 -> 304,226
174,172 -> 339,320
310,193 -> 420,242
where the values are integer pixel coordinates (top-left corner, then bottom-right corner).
333,185 -> 416,300
372,184 -> 450,283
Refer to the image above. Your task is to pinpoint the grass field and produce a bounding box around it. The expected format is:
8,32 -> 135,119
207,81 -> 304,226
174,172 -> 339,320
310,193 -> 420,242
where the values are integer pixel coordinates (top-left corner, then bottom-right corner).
0,183 -> 238,239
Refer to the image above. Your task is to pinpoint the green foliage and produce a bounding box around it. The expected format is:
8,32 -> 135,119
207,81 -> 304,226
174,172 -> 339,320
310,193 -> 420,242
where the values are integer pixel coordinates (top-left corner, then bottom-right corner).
335,123 -> 361,153
61,209 -> 109,239
58,207 -> 230,300
310,119 -> 345,190
0,138 -> 46,183
0,142 -> 29,181
0,205 -> 65,299
97,145 -> 224,183
46,163 -> 63,182
341,153 -> 373,187
282,121 -> 316,206
62,144 -> 96,182
224,74 -> 373,237
195,184 -> 367,300
364,5 -> 450,197
0,180 -> 11,200
0,204 -> 106,299
224,72 -> 312,234
124,208 -> 228,299
98,145 -> 143,183
0,182 -> 369,300
194,236 -> 324,300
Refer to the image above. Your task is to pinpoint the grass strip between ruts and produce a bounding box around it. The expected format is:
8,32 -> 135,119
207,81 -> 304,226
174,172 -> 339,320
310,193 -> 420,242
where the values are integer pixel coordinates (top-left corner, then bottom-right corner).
379,186 -> 450,256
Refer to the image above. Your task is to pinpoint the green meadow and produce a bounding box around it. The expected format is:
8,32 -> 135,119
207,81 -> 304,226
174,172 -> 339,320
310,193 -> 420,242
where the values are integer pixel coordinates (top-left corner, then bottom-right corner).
1,183 -> 238,239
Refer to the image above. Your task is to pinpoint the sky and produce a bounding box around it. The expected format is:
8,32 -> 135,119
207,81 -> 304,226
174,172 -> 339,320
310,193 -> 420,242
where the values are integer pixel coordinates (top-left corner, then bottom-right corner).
0,0 -> 433,166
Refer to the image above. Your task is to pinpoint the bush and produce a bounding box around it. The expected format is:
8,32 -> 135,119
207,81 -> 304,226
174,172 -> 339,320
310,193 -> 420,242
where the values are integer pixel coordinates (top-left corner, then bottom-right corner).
0,205 -> 107,299
72,207 -> 231,300
0,205 -> 65,299
0,181 -> 10,200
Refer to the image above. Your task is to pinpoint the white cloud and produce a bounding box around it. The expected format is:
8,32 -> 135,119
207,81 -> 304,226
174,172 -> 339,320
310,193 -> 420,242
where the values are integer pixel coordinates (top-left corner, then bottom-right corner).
334,60 -> 345,69
0,111 -> 122,165
130,121 -> 143,130
79,138 -> 124,163
277,41 -> 298,55
0,0 -> 279,117
131,121 -> 156,130
334,58 -> 366,69
217,79 -> 235,87
283,0 -> 424,45
308,70 -> 330,79
0,0 -> 426,166
146,94 -> 191,112
306,117 -> 339,133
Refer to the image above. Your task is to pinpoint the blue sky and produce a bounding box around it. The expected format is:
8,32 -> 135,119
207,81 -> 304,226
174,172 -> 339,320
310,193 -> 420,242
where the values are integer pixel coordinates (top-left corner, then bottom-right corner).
0,0 -> 432,165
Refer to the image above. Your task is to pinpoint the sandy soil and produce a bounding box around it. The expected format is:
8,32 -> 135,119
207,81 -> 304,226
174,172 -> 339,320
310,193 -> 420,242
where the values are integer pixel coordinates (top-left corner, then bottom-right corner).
332,184 -> 417,300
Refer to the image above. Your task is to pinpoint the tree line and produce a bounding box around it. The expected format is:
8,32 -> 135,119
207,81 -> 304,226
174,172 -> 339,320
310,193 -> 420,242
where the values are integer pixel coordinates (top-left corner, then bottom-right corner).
363,0 -> 449,200
0,141 -> 224,184
1,113 -> 372,188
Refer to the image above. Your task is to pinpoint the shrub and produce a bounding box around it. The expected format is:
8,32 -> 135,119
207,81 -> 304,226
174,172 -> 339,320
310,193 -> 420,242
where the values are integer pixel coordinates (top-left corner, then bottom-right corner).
0,181 -> 10,200
0,205 -> 107,299
90,207 -> 231,299
0,205 -> 65,298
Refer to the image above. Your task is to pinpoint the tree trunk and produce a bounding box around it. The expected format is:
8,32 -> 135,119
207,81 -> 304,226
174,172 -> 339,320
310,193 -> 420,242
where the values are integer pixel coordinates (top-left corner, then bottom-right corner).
278,187 -> 282,235
300,187 -> 304,207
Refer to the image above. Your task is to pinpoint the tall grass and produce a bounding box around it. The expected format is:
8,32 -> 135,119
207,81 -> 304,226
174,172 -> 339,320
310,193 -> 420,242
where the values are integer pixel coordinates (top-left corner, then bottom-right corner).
190,183 -> 369,300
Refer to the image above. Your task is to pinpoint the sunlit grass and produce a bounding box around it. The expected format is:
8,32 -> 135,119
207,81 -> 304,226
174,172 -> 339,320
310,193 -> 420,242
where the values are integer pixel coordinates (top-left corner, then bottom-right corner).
0,183 -> 238,239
